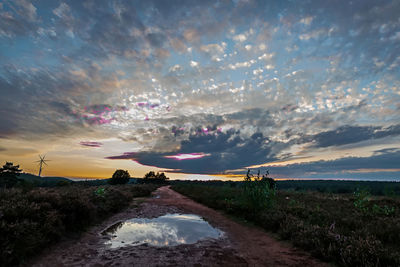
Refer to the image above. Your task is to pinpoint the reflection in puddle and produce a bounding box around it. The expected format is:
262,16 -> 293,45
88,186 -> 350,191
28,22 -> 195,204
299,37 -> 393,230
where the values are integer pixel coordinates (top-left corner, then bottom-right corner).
103,213 -> 223,248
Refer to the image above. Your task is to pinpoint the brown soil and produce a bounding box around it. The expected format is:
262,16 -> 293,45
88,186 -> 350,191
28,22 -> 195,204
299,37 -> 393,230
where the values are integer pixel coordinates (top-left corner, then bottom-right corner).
30,186 -> 331,266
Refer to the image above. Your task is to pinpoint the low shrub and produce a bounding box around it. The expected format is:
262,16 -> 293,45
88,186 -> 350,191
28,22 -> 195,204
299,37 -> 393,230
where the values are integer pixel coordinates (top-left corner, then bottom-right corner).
241,170 -> 276,216
0,184 -> 158,266
172,183 -> 400,266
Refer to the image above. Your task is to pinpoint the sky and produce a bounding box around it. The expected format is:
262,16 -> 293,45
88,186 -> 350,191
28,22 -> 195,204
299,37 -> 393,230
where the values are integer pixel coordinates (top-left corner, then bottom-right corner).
0,0 -> 399,180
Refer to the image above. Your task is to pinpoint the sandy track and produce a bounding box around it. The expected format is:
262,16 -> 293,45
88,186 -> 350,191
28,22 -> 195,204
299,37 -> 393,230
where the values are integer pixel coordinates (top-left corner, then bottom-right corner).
30,186 -> 329,267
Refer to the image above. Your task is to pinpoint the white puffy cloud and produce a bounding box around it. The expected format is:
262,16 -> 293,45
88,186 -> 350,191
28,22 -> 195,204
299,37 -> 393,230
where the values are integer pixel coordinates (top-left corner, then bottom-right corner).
190,60 -> 199,67
233,33 -> 247,42
299,16 -> 313,25
227,60 -> 256,70
169,64 -> 182,72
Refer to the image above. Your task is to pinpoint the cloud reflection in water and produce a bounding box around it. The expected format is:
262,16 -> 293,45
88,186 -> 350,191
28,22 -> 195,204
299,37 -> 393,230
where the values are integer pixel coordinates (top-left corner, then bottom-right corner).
103,213 -> 223,248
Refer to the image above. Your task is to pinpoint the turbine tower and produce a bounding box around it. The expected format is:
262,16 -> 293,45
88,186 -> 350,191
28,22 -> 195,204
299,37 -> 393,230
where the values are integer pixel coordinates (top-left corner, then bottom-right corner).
36,155 -> 50,177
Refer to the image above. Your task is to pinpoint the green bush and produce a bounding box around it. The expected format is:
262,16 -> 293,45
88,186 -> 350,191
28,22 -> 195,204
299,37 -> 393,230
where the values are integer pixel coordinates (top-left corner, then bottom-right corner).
240,170 -> 276,216
353,188 -> 371,214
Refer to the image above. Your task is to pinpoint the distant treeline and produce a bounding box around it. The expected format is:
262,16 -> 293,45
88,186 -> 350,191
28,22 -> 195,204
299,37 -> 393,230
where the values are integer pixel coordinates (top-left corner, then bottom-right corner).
170,179 -> 400,196
16,174 -> 165,187
16,172 -> 400,196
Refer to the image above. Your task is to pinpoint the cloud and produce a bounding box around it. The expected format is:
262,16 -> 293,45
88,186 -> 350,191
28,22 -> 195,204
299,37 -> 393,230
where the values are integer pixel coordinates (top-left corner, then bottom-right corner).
304,124 -> 400,148
262,148 -> 400,178
79,141 -> 103,147
53,3 -> 70,18
199,42 -> 227,61
258,53 -> 274,61
15,0 -> 37,22
299,16 -> 313,26
200,43 -> 226,55
1,0 -> 400,179
169,64 -> 181,72
190,60 -> 199,68
0,64 -> 129,139
0,0 -> 38,38
183,28 -> 200,43
1,147 -> 39,157
107,130 -> 285,174
233,33 -> 247,42
299,29 -> 328,40
227,60 -> 256,70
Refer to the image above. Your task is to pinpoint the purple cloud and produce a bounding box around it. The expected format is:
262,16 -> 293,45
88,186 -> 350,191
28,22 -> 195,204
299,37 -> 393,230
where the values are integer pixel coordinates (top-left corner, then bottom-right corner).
79,141 -> 103,147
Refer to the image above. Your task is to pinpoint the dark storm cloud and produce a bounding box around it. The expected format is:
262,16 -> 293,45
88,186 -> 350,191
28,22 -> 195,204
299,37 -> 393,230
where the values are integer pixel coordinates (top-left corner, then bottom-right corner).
261,148 -> 400,178
111,109 -> 400,174
303,124 -> 400,148
107,130 -> 284,174
115,120 -> 400,174
163,109 -> 275,129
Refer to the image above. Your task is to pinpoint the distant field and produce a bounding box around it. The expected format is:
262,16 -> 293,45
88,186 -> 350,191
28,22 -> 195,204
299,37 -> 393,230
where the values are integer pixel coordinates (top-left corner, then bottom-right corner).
172,181 -> 400,266
23,173 -> 400,196
277,179 -> 400,196
171,179 -> 400,196
17,173 -> 145,187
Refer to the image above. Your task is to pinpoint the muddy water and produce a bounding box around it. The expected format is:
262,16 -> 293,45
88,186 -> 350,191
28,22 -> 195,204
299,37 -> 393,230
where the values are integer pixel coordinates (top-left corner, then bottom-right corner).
102,213 -> 223,248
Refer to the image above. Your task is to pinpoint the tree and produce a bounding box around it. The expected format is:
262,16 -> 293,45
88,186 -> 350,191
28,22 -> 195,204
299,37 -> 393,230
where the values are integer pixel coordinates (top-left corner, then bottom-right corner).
0,162 -> 22,188
157,172 -> 167,181
142,171 -> 169,184
108,169 -> 130,185
144,171 -> 156,179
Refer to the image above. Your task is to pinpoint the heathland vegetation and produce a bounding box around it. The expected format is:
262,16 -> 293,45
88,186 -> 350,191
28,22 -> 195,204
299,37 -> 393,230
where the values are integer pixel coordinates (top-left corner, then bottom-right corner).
2,161 -> 400,266
172,171 -> 400,266
0,162 -> 175,266
0,184 -> 159,266
0,162 -> 161,266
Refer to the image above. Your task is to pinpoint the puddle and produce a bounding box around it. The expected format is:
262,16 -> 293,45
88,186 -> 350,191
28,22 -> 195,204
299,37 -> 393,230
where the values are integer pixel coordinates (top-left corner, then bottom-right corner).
102,213 -> 223,248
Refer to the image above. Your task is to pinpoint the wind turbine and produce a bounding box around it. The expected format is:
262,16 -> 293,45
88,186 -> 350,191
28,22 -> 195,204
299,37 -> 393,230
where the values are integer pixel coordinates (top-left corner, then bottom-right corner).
36,155 -> 50,177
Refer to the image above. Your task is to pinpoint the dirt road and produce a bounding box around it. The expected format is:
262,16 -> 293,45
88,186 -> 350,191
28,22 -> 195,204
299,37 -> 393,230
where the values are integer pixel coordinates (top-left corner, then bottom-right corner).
31,186 -> 329,266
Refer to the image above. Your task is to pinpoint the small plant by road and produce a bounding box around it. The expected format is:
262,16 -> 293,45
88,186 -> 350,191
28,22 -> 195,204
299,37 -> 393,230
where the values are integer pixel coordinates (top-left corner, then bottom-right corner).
353,188 -> 371,214
242,169 -> 276,216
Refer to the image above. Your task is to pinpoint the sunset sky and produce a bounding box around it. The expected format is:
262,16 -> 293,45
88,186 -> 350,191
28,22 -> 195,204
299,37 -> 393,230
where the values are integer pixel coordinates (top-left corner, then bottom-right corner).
0,0 -> 399,180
